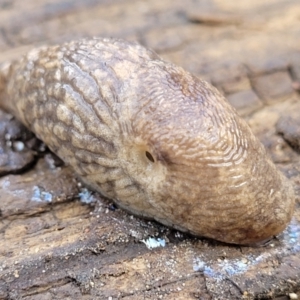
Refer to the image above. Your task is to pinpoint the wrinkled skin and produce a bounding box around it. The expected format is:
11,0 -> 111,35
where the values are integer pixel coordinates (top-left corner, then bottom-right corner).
0,38 -> 295,245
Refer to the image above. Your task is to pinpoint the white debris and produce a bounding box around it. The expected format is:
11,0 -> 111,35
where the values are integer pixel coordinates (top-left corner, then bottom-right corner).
78,188 -> 94,204
13,141 -> 25,152
141,237 -> 166,250
31,186 -> 53,202
289,293 -> 298,300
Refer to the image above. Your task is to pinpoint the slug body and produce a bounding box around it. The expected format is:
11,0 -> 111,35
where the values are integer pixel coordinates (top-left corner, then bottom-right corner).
0,38 -> 294,245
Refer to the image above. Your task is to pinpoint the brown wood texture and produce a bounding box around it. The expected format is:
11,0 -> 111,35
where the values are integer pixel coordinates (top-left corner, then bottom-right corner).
0,0 -> 300,299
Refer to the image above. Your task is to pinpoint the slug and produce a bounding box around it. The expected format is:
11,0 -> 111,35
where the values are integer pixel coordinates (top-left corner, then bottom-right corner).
0,37 -> 295,245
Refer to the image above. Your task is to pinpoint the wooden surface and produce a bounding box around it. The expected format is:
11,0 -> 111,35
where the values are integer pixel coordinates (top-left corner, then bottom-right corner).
0,0 -> 300,299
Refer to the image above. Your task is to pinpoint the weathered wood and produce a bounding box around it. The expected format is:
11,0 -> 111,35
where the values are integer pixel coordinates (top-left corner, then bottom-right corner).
0,0 -> 300,299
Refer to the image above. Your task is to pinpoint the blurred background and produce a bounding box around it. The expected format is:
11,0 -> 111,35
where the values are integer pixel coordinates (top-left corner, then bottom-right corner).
0,0 -> 299,117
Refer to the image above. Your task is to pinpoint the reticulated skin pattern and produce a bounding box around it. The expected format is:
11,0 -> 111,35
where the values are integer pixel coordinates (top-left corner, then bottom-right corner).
0,38 -> 295,245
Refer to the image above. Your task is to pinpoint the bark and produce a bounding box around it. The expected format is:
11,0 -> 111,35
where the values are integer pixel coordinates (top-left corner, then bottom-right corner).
0,0 -> 300,299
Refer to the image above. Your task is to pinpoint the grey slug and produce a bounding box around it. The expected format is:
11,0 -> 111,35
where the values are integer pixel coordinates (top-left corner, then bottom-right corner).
0,37 -> 295,245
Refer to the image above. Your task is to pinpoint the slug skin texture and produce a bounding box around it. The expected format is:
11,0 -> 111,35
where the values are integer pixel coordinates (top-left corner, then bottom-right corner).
0,38 -> 295,245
